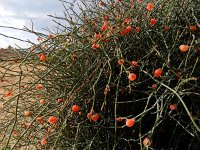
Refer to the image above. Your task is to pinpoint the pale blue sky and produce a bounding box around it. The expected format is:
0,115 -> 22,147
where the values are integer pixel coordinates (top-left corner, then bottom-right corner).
0,0 -> 79,48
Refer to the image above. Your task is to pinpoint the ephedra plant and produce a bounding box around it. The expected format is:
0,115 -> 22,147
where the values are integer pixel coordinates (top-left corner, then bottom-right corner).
0,0 -> 200,149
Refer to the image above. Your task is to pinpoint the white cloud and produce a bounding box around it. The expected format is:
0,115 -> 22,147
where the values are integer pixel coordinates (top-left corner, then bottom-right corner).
0,0 -> 81,48
0,5 -> 15,16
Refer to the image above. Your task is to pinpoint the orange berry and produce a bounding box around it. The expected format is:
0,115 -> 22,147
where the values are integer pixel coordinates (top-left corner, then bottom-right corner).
128,73 -> 137,81
57,99 -> 63,103
189,25 -> 197,31
92,43 -> 100,49
126,118 -> 135,127
48,116 -> 58,124
99,1 -> 104,7
91,113 -> 100,122
24,111 -> 31,117
147,3 -> 154,11
126,26 -> 131,33
72,105 -> 80,112
154,68 -> 162,77
39,54 -> 46,62
150,18 -> 156,26
101,25 -> 107,31
179,44 -> 189,52
41,138 -> 47,145
94,33 -> 101,38
87,112 -> 92,119
5,91 -> 12,97
12,131 -> 17,135
169,104 -> 176,110
131,61 -> 139,67
120,29 -> 128,35
36,84 -> 43,90
40,99 -> 45,105
143,137 -> 152,147
125,18 -> 130,23
118,59 -> 125,65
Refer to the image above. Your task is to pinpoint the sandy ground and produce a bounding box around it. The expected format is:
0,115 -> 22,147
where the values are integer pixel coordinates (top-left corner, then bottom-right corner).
0,61 -> 45,150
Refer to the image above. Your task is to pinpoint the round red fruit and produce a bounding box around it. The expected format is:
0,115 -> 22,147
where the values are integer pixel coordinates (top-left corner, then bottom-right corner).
91,113 -> 100,122
72,105 -> 80,112
154,68 -> 162,77
126,118 -> 135,127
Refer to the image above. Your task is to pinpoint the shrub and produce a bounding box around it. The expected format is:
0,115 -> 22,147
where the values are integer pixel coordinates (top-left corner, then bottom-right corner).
0,0 -> 200,149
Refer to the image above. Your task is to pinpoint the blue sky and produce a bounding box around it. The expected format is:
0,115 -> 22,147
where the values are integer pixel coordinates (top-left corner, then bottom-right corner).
0,0 -> 78,48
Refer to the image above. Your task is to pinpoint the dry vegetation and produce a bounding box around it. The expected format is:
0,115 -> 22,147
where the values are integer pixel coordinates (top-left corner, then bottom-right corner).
0,61 -> 45,149
0,0 -> 200,149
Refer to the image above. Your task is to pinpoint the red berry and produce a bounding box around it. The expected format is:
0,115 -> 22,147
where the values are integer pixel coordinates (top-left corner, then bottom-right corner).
189,25 -> 197,31
147,3 -> 154,11
169,104 -> 176,110
57,99 -> 63,103
126,26 -> 131,33
92,43 -> 100,49
126,118 -> 135,127
72,105 -> 80,112
131,61 -> 139,67
40,54 -> 46,62
91,113 -> 100,122
105,15 -> 109,20
118,59 -> 125,65
12,131 -> 17,135
5,91 -> 12,97
99,2 -> 104,7
48,116 -> 58,124
128,73 -> 137,81
40,99 -> 45,105
154,68 -> 162,77
120,29 -> 128,35
87,112 -> 92,119
150,18 -> 156,26
143,137 -> 152,147
36,84 -> 43,90
24,111 -> 31,117
94,33 -> 101,38
41,139 -> 47,145
179,44 -> 189,52
101,25 -> 107,31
